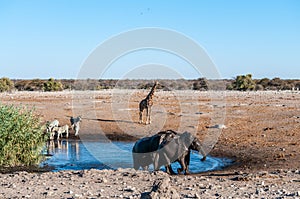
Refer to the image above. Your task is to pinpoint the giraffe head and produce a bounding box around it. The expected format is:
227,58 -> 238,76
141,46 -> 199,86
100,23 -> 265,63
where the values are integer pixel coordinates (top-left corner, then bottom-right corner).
152,81 -> 159,91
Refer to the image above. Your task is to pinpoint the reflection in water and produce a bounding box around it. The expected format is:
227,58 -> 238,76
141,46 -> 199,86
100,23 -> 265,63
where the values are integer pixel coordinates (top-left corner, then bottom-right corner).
46,140 -> 69,155
42,140 -> 110,171
42,140 -> 232,173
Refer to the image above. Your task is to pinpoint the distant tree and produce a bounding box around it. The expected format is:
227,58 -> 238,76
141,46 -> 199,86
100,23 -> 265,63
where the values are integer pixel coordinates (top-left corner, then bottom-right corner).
43,78 -> 63,91
269,77 -> 281,86
137,82 -> 151,89
268,77 -> 284,90
256,78 -> 270,90
0,77 -> 14,92
230,74 -> 256,91
193,78 -> 208,90
255,84 -> 264,91
295,82 -> 300,90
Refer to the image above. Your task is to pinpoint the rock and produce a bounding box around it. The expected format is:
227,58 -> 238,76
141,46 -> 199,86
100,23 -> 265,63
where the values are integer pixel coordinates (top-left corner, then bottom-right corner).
74,194 -> 82,197
65,190 -> 73,194
124,186 -> 136,192
102,178 -> 108,183
144,177 -> 180,199
206,124 -> 227,129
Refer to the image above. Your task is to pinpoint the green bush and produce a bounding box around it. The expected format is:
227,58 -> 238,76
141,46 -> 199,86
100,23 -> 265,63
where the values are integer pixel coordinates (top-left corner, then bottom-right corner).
0,104 -> 46,166
0,77 -> 14,92
230,74 -> 256,91
43,78 -> 63,91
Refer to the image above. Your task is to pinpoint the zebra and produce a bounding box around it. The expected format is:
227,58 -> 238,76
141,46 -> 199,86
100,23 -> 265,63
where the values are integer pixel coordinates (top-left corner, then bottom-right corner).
52,125 -> 69,140
70,116 -> 81,136
46,119 -> 59,133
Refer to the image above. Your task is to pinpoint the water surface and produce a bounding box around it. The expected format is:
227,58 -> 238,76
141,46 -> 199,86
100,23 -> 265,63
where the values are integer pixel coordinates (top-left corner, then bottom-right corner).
41,139 -> 232,173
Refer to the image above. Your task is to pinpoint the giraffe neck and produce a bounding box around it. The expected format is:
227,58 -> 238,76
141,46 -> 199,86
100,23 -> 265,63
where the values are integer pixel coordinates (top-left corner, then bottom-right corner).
146,82 -> 157,100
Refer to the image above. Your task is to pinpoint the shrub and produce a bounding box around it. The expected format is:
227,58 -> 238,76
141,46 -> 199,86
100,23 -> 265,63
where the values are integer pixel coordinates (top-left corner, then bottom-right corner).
295,82 -> 300,90
255,84 -> 264,91
43,78 -> 63,91
230,74 -> 256,91
269,77 -> 283,87
0,104 -> 46,166
0,77 -> 14,92
256,78 -> 270,89
193,78 -> 208,90
15,79 -> 45,91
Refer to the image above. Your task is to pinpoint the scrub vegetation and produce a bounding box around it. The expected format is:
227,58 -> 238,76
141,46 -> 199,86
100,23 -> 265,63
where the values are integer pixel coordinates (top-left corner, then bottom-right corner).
0,104 -> 46,166
0,75 -> 299,92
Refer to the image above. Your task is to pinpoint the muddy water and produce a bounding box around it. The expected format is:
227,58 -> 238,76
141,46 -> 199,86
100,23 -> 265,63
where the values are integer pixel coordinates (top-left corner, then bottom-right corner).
41,139 -> 232,173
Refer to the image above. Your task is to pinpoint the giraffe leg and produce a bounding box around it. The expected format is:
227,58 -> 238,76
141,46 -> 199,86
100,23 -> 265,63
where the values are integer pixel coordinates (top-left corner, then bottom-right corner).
146,108 -> 150,125
139,110 -> 143,124
148,107 -> 152,124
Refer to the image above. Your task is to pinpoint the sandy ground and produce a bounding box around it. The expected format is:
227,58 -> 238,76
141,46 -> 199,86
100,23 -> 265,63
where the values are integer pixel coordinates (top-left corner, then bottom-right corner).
0,90 -> 300,198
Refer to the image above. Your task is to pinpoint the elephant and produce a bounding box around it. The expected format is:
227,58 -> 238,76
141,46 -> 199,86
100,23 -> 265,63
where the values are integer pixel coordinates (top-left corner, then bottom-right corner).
153,132 -> 206,175
132,130 -> 177,170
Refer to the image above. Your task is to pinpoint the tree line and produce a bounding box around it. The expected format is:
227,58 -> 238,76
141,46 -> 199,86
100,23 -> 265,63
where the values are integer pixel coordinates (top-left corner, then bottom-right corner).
0,75 -> 299,92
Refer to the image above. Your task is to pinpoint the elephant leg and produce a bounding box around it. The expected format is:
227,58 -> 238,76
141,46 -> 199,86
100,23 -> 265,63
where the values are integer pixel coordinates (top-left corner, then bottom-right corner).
199,145 -> 207,161
165,165 -> 176,175
153,153 -> 160,171
184,151 -> 191,174
177,157 -> 187,175
132,153 -> 140,170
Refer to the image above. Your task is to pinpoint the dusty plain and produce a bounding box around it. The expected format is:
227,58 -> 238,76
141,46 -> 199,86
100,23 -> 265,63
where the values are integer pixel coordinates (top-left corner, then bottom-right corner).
0,90 -> 299,198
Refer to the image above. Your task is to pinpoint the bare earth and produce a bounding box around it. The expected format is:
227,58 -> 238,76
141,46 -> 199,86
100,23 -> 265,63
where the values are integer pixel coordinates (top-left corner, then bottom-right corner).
0,90 -> 299,198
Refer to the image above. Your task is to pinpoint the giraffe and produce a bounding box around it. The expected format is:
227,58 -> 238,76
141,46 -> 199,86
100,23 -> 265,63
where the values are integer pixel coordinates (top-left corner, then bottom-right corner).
139,81 -> 158,124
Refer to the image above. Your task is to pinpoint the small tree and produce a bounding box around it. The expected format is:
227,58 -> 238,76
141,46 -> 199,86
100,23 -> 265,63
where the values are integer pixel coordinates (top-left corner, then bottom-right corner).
193,78 -> 209,90
295,82 -> 300,90
256,78 -> 270,90
43,78 -> 63,91
231,74 -> 256,91
0,104 -> 46,166
0,77 -> 14,92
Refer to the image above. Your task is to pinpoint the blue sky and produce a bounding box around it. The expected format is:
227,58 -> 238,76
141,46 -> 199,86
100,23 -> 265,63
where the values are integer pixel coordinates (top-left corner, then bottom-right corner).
0,0 -> 299,79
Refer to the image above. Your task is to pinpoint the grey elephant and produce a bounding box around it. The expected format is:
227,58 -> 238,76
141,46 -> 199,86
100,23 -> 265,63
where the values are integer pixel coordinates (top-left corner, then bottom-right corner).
132,130 -> 177,170
154,132 -> 206,175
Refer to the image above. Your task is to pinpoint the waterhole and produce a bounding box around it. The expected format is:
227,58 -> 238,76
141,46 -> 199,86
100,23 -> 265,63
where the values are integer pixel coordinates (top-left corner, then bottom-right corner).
41,139 -> 232,173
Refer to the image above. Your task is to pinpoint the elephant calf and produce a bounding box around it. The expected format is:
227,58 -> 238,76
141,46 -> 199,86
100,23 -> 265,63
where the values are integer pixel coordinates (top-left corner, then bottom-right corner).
154,132 -> 206,175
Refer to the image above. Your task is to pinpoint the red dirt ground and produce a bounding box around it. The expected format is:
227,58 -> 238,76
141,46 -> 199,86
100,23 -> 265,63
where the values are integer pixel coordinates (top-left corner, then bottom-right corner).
1,90 -> 299,173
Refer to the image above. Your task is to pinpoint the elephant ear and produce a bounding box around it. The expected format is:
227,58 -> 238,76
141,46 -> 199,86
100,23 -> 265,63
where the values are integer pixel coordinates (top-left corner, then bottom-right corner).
180,132 -> 194,149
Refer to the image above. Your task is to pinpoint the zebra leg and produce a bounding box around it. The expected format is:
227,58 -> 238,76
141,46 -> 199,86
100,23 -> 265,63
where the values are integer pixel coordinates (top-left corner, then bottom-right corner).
74,124 -> 80,136
66,129 -> 69,138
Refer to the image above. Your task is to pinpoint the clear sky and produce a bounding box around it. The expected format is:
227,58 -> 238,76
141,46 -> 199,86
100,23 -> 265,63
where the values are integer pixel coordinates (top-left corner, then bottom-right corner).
0,0 -> 299,79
